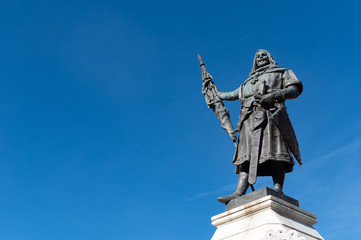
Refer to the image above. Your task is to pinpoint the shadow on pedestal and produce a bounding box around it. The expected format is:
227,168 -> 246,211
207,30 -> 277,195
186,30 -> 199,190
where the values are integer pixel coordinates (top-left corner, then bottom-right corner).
226,187 -> 299,211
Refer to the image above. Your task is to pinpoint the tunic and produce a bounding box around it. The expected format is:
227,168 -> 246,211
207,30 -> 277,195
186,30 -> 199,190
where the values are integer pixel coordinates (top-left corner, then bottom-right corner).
231,66 -> 302,175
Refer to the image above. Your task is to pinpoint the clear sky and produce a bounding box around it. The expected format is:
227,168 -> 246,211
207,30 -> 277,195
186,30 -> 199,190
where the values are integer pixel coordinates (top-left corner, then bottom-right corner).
0,0 -> 360,239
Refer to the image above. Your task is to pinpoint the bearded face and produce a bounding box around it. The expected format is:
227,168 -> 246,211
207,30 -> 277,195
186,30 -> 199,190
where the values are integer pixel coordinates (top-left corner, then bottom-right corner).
256,50 -> 270,68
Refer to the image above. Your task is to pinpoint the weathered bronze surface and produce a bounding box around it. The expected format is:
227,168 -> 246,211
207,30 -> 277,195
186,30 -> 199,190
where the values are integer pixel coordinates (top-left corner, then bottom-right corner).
199,50 -> 303,204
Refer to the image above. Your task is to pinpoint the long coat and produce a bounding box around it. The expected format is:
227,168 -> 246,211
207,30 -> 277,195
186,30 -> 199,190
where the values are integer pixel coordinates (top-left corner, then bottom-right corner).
231,66 -> 303,175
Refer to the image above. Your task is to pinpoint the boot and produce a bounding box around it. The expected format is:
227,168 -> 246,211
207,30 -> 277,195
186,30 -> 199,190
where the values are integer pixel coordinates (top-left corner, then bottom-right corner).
217,171 -> 249,204
272,162 -> 285,193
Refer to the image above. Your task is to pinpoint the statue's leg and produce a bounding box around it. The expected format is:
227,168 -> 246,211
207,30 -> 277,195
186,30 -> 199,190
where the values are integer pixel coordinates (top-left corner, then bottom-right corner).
217,164 -> 249,204
272,162 -> 285,193
235,171 -> 250,195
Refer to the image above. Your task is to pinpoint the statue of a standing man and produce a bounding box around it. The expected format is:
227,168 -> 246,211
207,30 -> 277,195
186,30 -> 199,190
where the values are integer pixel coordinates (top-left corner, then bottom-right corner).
216,49 -> 303,204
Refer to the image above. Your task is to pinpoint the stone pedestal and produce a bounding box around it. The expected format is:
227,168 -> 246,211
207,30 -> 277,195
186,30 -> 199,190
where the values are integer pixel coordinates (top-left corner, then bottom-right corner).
211,188 -> 324,240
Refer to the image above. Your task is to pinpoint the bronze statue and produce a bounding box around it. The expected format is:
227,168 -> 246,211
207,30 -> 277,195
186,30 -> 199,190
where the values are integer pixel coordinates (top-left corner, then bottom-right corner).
199,49 -> 303,204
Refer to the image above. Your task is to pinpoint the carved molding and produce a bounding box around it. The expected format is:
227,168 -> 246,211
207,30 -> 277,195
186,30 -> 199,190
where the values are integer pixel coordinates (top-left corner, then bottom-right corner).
260,228 -> 306,240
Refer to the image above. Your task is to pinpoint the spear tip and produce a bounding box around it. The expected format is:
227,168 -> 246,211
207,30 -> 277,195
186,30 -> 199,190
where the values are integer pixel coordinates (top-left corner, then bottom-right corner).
197,53 -> 204,65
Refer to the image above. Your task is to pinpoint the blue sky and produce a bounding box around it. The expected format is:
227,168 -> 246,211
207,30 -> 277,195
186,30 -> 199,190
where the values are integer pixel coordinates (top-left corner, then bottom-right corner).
0,0 -> 360,239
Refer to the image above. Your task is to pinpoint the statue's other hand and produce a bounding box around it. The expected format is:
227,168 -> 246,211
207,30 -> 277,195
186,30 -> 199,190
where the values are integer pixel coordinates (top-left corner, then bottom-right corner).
260,93 -> 276,106
260,90 -> 283,107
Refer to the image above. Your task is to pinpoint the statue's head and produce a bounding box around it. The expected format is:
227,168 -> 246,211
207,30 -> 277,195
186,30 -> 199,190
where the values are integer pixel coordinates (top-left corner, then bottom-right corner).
252,49 -> 277,72
256,50 -> 270,68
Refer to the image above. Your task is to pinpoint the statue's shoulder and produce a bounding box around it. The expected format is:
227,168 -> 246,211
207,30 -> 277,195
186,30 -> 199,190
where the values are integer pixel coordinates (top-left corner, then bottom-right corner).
265,66 -> 290,73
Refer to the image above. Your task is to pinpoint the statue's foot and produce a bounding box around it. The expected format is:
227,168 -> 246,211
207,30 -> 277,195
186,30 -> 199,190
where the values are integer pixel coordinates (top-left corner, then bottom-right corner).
217,192 -> 240,204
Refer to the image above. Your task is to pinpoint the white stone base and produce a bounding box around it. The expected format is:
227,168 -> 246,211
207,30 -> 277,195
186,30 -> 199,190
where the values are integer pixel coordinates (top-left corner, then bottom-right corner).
211,195 -> 324,240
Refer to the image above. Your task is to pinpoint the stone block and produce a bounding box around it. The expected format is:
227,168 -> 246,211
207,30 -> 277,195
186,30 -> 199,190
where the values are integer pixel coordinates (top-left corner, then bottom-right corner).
211,190 -> 324,240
